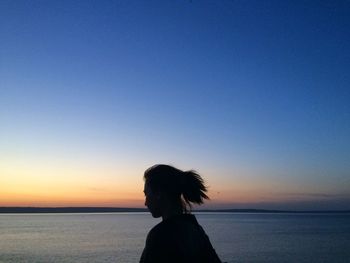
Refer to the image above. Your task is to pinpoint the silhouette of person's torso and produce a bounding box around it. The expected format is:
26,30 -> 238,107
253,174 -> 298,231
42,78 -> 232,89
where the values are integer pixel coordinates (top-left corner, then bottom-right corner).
140,214 -> 222,263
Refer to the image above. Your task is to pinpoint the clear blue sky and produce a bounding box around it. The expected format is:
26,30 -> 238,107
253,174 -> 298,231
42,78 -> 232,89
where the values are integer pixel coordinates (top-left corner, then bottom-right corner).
1,0 -> 349,210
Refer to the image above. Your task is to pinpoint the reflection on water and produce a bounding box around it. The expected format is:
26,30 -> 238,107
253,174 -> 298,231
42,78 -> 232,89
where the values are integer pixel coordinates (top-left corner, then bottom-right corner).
0,213 -> 349,263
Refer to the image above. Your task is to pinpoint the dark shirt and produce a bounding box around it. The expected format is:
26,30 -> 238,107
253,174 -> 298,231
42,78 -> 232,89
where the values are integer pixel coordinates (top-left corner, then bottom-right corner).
140,214 -> 222,263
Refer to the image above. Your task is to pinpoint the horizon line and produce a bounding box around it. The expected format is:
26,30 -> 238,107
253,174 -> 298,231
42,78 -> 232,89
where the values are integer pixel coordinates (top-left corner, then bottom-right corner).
0,206 -> 349,214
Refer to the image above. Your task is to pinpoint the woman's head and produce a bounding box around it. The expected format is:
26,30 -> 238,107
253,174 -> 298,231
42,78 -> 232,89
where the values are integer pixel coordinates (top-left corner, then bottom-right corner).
143,164 -> 209,217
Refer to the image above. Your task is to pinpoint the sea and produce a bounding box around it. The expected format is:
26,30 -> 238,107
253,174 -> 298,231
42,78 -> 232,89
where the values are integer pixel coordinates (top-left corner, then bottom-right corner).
0,213 -> 349,263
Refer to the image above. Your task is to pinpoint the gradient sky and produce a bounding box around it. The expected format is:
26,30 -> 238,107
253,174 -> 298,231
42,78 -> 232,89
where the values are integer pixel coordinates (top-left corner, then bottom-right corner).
1,0 -> 349,210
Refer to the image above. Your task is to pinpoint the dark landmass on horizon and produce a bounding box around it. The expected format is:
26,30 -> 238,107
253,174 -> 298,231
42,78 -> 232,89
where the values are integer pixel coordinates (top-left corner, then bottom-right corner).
0,207 -> 349,214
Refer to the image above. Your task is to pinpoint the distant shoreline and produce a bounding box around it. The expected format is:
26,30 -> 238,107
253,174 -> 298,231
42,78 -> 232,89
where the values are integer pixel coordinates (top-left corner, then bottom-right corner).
0,207 -> 349,214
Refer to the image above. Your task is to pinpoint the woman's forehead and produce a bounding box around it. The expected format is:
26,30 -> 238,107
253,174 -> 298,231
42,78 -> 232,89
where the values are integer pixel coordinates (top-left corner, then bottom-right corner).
144,182 -> 151,193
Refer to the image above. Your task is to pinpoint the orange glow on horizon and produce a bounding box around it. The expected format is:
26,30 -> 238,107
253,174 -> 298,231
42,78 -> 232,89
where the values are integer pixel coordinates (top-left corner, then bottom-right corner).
1,158 -> 339,208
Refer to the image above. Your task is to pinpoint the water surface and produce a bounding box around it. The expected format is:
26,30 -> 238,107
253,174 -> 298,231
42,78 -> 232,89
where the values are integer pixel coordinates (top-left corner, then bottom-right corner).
0,213 -> 349,262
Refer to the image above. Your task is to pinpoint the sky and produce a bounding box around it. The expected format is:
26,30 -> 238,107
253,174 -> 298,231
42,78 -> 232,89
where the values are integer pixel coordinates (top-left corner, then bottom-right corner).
1,0 -> 349,210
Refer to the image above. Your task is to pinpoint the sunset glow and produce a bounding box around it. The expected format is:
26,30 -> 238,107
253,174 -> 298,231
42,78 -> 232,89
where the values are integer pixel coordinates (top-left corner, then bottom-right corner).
1,1 -> 349,210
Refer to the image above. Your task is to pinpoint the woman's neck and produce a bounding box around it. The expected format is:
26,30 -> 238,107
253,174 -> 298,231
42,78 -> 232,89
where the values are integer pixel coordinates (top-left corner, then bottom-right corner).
161,205 -> 183,221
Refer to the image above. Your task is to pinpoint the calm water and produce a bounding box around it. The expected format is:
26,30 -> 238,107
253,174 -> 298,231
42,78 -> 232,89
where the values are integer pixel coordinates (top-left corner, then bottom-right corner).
0,213 -> 349,263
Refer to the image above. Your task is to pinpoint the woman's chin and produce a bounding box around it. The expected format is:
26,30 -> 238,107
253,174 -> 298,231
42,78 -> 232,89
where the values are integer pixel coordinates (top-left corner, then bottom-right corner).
150,211 -> 162,218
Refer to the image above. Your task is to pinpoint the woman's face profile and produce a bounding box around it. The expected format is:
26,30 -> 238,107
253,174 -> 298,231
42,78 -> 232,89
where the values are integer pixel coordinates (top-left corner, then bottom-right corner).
144,181 -> 162,218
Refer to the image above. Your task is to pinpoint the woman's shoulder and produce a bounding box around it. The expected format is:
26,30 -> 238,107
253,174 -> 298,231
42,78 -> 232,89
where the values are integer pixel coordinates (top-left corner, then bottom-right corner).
146,220 -> 168,243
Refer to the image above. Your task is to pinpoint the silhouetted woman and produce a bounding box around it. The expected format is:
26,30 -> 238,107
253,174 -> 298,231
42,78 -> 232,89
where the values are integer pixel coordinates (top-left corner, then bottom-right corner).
140,164 -> 222,263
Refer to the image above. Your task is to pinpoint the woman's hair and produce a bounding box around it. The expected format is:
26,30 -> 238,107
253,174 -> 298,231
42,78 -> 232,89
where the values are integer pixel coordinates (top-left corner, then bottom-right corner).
144,164 -> 209,212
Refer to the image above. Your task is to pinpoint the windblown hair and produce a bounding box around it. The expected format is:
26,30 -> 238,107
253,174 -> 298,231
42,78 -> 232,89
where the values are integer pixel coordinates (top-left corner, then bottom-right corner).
144,164 -> 209,212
